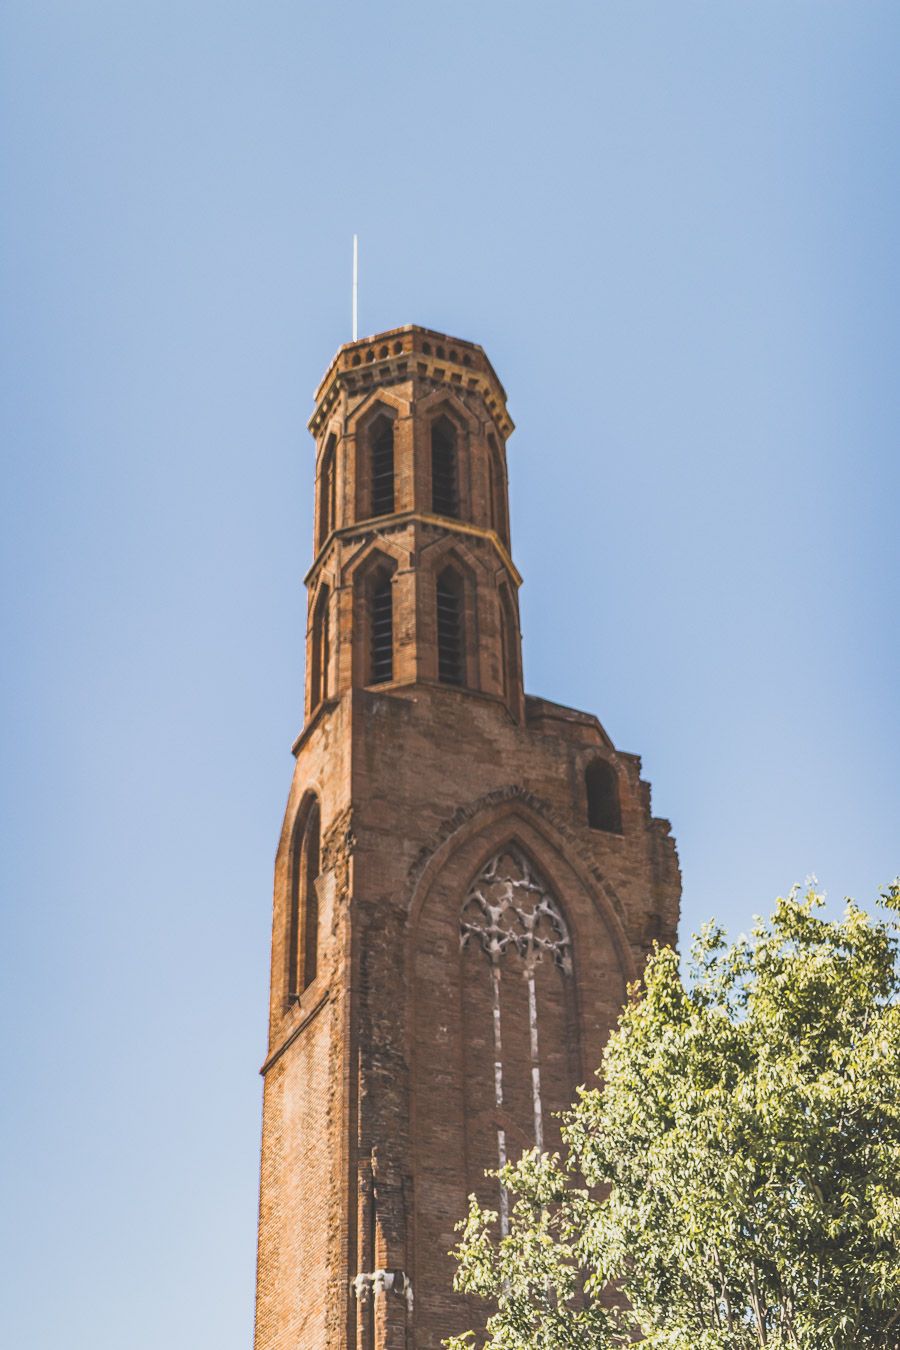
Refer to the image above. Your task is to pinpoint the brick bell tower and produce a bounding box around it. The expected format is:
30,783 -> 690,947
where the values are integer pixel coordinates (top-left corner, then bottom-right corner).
253,326 -> 681,1350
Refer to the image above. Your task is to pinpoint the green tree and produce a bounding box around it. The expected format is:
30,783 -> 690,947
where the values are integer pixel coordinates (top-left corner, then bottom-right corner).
447,885 -> 900,1349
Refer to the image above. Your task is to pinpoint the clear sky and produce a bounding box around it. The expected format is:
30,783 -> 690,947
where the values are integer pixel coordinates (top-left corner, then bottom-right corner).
1,3 -> 898,1347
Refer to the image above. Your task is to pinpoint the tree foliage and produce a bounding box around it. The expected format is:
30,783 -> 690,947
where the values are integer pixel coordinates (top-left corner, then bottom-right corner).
447,885 -> 900,1349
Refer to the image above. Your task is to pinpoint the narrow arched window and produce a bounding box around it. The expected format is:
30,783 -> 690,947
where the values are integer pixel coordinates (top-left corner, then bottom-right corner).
301,802 -> 320,988
311,586 -> 330,708
431,417 -> 458,518
369,569 -> 393,684
318,435 -> 336,547
288,797 -> 321,998
586,759 -> 622,833
488,434 -> 509,546
370,418 -> 395,517
436,567 -> 464,686
499,585 -> 518,703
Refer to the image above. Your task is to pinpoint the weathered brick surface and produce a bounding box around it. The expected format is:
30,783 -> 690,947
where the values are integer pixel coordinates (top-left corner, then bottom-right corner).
253,327 -> 681,1349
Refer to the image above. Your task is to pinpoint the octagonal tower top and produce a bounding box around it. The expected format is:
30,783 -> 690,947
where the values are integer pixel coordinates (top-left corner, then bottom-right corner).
308,324 -> 514,442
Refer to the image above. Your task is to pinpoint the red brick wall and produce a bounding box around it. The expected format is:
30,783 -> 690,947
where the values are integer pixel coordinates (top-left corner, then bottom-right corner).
253,328 -> 681,1349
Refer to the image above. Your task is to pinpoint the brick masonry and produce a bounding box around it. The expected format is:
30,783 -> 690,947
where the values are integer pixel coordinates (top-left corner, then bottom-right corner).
253,326 -> 681,1349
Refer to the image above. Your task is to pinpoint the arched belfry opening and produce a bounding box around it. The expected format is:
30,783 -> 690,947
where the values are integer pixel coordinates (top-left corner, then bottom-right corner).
431,415 -> 459,518
436,565 -> 465,686
355,407 -> 396,524
366,561 -> 395,685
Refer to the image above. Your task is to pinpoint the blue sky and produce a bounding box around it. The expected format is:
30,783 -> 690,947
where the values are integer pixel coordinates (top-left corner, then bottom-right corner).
1,3 -> 898,1347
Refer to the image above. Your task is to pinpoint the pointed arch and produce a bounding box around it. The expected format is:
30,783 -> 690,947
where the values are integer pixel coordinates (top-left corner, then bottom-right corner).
406,800 -> 632,1323
416,385 -> 480,432
406,795 -> 636,983
498,582 -> 520,708
349,545 -> 402,688
431,414 -> 459,518
353,401 -> 398,523
287,793 -> 322,998
369,414 -> 395,518
317,433 -> 337,548
436,564 -> 465,686
310,584 -> 331,710
487,432 -> 509,547
422,540 -> 482,691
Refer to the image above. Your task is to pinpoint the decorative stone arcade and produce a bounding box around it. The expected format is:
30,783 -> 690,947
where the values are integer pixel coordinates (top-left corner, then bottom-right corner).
252,325 -> 681,1350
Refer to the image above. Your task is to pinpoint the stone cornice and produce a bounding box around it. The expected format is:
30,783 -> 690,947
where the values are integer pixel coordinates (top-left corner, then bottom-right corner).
308,325 -> 514,441
303,511 -> 523,590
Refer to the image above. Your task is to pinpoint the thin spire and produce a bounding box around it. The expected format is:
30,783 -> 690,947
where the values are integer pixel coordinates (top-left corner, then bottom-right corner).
352,234 -> 359,341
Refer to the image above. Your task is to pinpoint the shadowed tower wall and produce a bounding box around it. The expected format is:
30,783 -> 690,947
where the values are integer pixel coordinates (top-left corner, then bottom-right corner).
253,326 -> 681,1349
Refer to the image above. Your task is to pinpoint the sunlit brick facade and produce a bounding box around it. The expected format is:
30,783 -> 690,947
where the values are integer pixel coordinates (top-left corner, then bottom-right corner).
253,326 -> 681,1349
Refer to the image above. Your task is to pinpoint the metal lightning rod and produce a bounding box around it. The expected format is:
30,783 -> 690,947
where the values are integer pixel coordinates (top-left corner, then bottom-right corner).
352,234 -> 359,341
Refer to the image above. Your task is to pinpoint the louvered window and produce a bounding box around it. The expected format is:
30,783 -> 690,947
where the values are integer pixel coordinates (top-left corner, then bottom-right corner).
369,574 -> 393,684
371,421 -> 395,517
431,421 -> 458,518
436,570 -> 464,686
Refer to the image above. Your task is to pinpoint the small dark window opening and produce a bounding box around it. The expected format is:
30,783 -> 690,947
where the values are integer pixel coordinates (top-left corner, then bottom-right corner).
431,419 -> 458,518
586,760 -> 622,833
369,572 -> 393,684
436,568 -> 464,686
302,803 -> 321,989
318,436 -> 336,546
370,420 -> 395,517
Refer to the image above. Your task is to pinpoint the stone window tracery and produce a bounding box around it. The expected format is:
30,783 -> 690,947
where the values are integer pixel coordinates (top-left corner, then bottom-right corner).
460,846 -> 572,1232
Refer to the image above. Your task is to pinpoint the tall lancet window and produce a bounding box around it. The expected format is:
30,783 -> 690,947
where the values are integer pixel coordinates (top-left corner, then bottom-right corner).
310,586 -> 330,709
318,434 -> 336,547
431,417 -> 459,518
436,567 -> 464,686
288,798 -> 321,998
487,434 -> 508,546
370,417 -> 395,517
460,847 -> 572,1233
368,569 -> 393,684
499,584 -> 518,704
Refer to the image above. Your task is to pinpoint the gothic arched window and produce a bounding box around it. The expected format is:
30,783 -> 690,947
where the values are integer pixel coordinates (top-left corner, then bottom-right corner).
436,566 -> 464,686
431,417 -> 458,518
460,846 -> 572,1229
586,759 -> 622,833
288,797 -> 321,997
499,584 -> 518,704
310,585 -> 330,709
487,434 -> 508,546
368,568 -> 393,685
318,434 -> 336,547
370,416 -> 395,518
